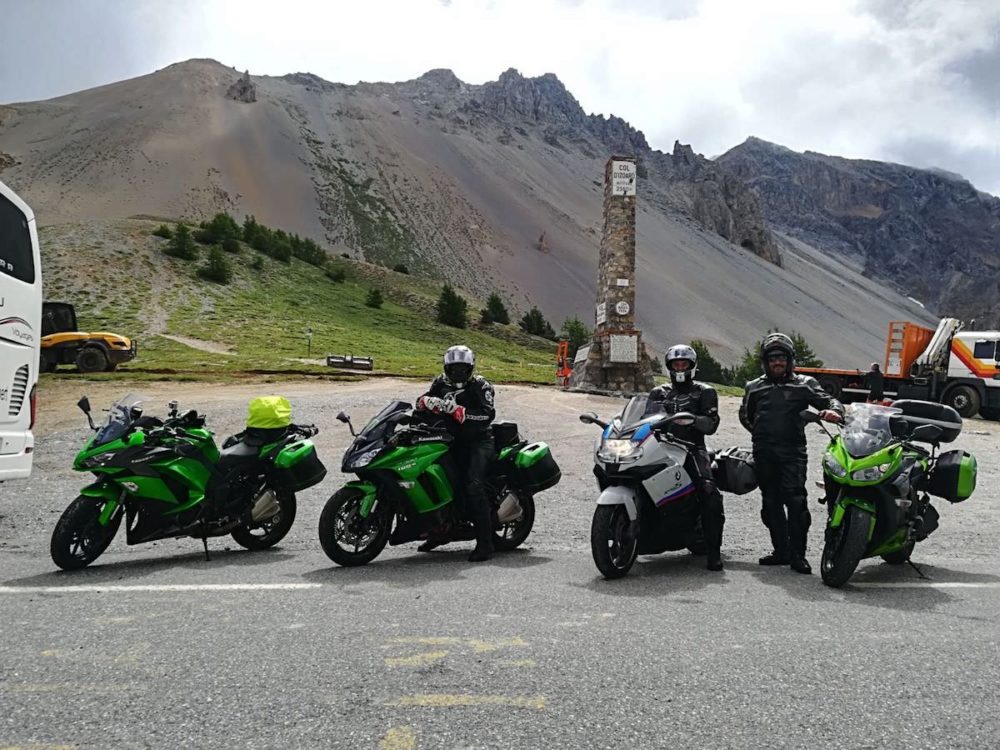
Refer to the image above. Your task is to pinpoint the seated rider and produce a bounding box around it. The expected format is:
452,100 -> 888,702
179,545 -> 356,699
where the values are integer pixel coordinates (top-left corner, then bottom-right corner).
415,345 -> 497,562
648,345 -> 726,571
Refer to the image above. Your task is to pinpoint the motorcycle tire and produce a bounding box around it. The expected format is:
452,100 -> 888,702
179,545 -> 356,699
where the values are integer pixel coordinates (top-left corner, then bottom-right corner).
881,541 -> 915,565
493,493 -> 535,552
318,487 -> 391,567
591,504 -> 638,579
820,504 -> 870,588
50,495 -> 123,571
230,491 -> 297,551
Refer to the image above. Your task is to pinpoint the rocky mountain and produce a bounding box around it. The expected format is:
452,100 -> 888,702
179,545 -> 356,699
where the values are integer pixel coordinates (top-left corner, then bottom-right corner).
0,59 -> 933,363
717,137 -> 1000,327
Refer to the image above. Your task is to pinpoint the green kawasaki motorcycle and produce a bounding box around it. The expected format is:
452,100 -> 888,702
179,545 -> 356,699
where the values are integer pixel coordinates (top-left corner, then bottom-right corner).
318,400 -> 561,566
809,400 -> 977,587
50,394 -> 326,570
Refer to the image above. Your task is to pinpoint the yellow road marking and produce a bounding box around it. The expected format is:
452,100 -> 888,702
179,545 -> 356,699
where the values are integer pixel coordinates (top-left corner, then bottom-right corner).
379,726 -> 416,750
386,637 -> 527,652
504,659 -> 536,667
388,694 -> 545,710
385,650 -> 449,667
468,637 -> 528,653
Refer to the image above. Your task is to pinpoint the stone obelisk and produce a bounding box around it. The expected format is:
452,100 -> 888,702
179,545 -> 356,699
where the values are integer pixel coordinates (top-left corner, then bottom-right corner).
570,155 -> 655,393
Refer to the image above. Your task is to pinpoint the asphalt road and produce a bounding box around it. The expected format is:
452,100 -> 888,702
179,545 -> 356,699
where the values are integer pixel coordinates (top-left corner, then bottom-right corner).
1,378 -> 998,749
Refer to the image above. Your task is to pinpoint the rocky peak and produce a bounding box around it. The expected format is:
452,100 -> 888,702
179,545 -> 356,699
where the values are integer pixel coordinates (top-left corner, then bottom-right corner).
416,68 -> 463,91
475,68 -> 586,126
585,114 -> 649,154
717,140 -> 1000,325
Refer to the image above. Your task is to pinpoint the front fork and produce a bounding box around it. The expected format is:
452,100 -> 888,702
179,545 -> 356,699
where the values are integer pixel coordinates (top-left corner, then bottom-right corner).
825,496 -> 875,538
79,481 -> 125,526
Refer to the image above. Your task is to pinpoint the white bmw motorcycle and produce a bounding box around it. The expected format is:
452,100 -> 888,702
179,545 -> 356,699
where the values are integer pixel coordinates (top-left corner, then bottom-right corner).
580,395 -> 754,579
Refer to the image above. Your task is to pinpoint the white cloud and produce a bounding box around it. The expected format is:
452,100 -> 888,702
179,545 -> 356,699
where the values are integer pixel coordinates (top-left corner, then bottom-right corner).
3,0 -> 999,192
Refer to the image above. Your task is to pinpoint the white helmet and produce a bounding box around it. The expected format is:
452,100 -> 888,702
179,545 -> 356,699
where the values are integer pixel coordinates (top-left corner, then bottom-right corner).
443,345 -> 475,385
665,344 -> 697,386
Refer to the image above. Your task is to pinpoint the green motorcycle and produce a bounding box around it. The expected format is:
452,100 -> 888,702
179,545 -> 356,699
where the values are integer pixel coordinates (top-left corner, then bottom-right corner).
318,400 -> 561,566
50,394 -> 326,570
809,400 -> 977,587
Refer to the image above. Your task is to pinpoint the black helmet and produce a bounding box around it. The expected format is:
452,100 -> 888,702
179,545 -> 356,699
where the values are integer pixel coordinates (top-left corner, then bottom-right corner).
760,332 -> 795,375
870,362 -> 880,372
443,345 -> 475,386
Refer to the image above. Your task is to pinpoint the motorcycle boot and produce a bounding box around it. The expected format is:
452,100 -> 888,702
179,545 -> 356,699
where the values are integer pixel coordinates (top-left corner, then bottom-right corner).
788,507 -> 812,574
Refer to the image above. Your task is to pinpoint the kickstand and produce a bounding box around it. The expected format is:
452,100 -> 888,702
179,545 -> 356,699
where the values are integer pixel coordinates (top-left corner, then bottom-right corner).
201,523 -> 211,562
907,558 -> 929,580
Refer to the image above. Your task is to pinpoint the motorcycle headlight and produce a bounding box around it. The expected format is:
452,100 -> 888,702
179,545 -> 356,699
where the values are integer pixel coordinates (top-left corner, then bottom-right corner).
852,463 -> 892,482
84,451 -> 117,468
597,438 -> 643,464
349,447 -> 380,469
823,453 -> 847,478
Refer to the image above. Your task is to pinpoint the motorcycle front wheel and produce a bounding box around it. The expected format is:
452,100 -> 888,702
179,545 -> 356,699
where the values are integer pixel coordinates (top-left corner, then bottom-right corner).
820,504 -> 871,588
318,488 -> 391,566
231,490 -> 297,551
50,496 -> 123,571
591,504 -> 638,579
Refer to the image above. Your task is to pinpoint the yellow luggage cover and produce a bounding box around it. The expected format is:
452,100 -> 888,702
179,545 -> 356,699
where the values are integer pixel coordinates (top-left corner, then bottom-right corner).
246,396 -> 292,429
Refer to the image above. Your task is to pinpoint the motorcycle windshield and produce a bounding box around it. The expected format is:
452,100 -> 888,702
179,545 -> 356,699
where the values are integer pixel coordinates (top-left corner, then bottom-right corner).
613,395 -> 664,436
842,403 -> 902,458
358,400 -> 411,443
94,393 -> 144,446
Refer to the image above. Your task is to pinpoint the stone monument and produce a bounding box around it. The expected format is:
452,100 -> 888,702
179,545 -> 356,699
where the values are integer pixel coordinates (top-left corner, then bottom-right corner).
569,156 -> 655,394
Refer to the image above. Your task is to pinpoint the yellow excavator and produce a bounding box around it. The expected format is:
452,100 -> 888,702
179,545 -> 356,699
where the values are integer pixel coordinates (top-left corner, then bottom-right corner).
40,302 -> 137,373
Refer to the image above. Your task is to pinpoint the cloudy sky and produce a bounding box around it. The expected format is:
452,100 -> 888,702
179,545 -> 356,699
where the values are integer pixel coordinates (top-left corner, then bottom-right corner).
2,0 -> 998,193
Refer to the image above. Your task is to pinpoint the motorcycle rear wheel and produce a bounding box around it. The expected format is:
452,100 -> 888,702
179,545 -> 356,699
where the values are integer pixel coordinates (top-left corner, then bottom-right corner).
230,491 -> 297,550
318,488 -> 391,566
493,493 -> 535,551
820,505 -> 870,587
591,504 -> 638,579
50,496 -> 123,570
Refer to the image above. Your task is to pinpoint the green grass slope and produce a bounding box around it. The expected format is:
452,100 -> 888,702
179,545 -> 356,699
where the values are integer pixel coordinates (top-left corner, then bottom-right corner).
39,220 -> 558,383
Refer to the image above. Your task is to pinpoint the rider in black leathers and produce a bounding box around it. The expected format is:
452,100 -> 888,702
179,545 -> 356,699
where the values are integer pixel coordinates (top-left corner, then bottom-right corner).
648,344 -> 726,571
416,345 -> 497,562
739,333 -> 844,574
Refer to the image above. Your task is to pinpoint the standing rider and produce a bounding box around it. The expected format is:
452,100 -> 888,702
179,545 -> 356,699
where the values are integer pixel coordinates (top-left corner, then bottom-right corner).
648,345 -> 726,572
739,333 -> 844,574
416,345 -> 497,562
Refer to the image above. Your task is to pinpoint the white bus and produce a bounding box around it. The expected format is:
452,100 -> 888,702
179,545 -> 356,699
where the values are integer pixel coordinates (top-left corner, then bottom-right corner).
0,180 -> 41,481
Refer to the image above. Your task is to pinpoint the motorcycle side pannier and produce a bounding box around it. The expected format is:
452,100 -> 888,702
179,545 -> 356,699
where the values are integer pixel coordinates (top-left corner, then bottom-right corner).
712,446 -> 757,495
510,442 -> 561,492
271,444 -> 328,492
924,450 -> 977,503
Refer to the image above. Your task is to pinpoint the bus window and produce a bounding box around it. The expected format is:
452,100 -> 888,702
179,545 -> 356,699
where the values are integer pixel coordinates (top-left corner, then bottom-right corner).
0,192 -> 35,284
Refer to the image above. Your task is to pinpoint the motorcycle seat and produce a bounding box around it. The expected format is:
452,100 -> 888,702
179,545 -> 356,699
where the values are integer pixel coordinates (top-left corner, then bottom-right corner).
218,440 -> 259,470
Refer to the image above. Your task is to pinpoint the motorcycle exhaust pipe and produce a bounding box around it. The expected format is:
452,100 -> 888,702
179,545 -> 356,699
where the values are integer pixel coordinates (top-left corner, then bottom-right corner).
497,493 -> 523,524
250,489 -> 280,522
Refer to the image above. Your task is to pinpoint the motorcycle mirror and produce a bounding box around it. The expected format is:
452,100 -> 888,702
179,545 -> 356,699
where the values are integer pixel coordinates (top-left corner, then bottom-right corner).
77,396 -> 91,414
800,410 -> 821,424
910,424 -> 942,443
889,416 -> 911,439
670,411 -> 696,426
336,411 -> 351,424
579,412 -> 597,424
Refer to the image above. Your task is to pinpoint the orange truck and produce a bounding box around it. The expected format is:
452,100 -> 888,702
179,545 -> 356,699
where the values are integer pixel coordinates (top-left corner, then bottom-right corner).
798,318 -> 1000,420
